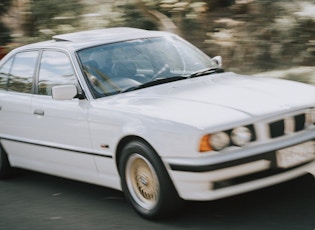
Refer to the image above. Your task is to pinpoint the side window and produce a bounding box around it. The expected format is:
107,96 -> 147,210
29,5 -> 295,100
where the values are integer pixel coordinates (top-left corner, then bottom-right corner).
0,57 -> 13,90
7,51 -> 38,93
38,51 -> 77,96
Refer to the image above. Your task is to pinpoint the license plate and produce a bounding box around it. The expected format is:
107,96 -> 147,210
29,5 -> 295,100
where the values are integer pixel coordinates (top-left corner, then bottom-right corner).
276,141 -> 315,168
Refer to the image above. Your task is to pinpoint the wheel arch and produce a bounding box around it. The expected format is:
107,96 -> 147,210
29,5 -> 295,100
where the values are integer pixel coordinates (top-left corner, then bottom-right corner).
115,135 -> 158,175
0,140 -> 10,163
0,139 -> 13,178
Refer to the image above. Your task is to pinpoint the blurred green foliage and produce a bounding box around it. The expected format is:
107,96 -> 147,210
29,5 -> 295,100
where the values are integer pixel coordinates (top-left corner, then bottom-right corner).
112,4 -> 158,30
2,0 -> 315,75
0,24 -> 11,44
0,0 -> 12,12
0,0 -> 12,44
23,0 -> 83,40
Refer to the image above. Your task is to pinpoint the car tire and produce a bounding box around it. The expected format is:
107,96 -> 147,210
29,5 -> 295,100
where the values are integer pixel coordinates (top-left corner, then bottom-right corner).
0,144 -> 12,179
119,140 -> 182,219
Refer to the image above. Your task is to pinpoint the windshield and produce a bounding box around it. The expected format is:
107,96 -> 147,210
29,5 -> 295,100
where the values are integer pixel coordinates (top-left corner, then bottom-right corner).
77,36 -> 219,98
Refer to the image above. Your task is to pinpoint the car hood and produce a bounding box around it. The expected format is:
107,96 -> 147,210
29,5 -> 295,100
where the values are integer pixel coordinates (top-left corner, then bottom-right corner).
98,72 -> 315,129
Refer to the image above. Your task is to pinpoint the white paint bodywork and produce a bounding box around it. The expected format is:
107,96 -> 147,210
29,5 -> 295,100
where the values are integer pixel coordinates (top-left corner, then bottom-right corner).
1,28 -> 315,201
1,72 -> 315,199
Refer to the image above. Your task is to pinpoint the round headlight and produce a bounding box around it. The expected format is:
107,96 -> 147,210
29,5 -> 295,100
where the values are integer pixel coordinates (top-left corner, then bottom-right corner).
231,126 -> 252,146
210,132 -> 230,151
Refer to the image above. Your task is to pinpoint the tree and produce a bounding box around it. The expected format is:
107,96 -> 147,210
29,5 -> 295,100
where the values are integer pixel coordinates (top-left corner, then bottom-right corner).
204,0 -> 235,9
0,23 -> 11,44
112,3 -> 158,31
0,0 -> 12,12
0,0 -> 12,44
23,0 -> 83,39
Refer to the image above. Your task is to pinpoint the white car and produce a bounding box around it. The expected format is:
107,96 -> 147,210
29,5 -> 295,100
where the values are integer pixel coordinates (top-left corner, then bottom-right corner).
0,27 -> 315,219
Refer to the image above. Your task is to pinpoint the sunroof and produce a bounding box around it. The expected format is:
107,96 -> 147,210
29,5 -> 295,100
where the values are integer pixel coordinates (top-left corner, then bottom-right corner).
52,27 -> 146,43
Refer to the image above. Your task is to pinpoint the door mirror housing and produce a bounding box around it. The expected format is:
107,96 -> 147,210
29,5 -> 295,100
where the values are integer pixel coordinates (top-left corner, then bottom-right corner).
52,85 -> 78,100
212,56 -> 222,68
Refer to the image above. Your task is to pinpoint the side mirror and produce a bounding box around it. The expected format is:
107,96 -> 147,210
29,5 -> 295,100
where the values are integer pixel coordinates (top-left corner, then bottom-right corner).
52,85 -> 78,100
212,56 -> 222,68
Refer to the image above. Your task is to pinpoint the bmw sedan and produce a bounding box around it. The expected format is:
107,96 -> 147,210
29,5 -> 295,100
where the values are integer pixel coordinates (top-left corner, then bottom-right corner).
0,27 -> 315,219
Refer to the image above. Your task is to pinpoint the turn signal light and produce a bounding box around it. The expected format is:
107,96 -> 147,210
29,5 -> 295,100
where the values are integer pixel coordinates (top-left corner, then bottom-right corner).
199,134 -> 212,152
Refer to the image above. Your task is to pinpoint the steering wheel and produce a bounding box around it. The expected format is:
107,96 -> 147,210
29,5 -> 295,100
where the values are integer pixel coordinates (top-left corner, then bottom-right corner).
152,64 -> 171,80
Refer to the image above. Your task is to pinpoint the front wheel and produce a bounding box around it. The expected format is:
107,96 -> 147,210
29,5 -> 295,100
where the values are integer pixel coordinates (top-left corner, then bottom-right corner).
119,140 -> 182,219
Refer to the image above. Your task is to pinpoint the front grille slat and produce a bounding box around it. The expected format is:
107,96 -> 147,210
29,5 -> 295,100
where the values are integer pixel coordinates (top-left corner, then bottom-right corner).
269,120 -> 285,138
269,113 -> 307,138
295,114 -> 306,131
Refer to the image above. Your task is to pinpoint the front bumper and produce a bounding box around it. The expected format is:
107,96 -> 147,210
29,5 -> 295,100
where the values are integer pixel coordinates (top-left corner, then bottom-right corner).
167,160 -> 315,201
165,135 -> 315,201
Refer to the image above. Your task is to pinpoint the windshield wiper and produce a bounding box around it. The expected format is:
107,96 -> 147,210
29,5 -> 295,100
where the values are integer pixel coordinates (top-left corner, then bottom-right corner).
122,76 -> 188,93
189,67 -> 224,78
121,68 -> 224,93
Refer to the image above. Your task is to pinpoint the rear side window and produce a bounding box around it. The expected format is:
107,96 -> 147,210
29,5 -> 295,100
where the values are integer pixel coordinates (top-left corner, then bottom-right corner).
7,51 -> 38,93
0,58 -> 13,90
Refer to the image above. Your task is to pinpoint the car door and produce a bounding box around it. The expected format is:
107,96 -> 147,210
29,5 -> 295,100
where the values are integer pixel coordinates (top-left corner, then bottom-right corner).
29,49 -> 98,182
0,50 -> 38,162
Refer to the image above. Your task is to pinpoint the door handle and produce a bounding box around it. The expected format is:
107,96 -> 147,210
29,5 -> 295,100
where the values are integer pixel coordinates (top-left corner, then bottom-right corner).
34,109 -> 44,116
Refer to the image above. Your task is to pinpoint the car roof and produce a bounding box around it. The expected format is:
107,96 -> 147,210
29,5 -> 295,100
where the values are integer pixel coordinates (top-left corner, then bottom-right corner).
18,27 -> 172,52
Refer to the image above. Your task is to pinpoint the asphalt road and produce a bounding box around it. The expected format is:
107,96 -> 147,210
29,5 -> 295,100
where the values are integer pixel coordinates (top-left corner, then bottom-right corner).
0,169 -> 314,230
